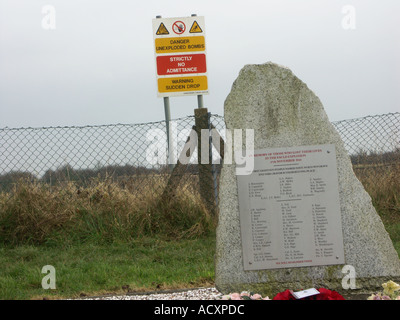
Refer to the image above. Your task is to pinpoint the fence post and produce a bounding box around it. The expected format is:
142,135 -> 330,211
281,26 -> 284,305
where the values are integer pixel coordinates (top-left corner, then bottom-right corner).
208,112 -> 219,208
160,125 -> 196,203
194,107 -> 216,216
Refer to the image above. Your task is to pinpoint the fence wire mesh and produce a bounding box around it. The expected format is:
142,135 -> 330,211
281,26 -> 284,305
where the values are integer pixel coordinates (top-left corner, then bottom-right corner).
0,112 -> 399,210
332,113 -> 400,199
333,112 -> 400,162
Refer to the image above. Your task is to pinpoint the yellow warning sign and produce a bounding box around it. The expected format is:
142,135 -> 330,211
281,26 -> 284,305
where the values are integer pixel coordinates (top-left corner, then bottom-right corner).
156,22 -> 169,35
155,36 -> 205,54
158,76 -> 208,93
189,20 -> 203,33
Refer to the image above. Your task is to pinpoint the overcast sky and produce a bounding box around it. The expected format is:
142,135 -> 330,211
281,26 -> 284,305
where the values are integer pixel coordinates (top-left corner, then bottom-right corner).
0,0 -> 399,128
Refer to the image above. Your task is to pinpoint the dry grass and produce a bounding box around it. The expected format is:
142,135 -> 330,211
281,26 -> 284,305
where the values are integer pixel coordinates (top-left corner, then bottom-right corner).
1,161 -> 398,247
353,163 -> 400,223
0,176 -> 215,246
353,162 -> 400,254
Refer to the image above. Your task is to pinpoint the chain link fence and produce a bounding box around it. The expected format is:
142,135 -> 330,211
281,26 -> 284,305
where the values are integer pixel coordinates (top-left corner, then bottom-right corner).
334,112 -> 400,162
0,113 -> 226,215
333,113 -> 400,202
0,112 -> 399,211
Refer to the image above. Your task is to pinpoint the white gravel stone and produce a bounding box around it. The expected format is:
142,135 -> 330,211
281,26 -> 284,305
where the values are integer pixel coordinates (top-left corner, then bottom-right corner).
77,287 -> 224,300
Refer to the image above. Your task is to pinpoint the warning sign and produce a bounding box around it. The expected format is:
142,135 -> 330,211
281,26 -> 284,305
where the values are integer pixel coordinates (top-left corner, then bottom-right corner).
189,21 -> 202,33
172,21 -> 186,34
155,36 -> 205,54
156,54 -> 207,76
152,16 -> 208,97
156,22 -> 169,35
158,76 -> 208,93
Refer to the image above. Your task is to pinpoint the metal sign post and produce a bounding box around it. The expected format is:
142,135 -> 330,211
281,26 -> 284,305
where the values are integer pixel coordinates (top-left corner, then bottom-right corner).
197,94 -> 204,109
153,14 -> 219,215
163,96 -> 174,171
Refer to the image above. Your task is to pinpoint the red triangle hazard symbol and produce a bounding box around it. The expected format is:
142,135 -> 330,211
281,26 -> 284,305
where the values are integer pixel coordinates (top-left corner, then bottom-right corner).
156,22 -> 169,35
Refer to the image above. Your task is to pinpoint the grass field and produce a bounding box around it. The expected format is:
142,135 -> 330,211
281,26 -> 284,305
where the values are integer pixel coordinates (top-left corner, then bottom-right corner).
0,162 -> 399,300
0,176 -> 218,300
0,235 -> 216,300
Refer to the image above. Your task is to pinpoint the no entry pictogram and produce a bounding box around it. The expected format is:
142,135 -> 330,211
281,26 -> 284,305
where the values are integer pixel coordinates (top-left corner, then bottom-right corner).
172,21 -> 186,34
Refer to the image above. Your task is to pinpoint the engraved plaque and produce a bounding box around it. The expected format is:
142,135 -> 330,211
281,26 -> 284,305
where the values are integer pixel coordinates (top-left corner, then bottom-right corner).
237,144 -> 345,270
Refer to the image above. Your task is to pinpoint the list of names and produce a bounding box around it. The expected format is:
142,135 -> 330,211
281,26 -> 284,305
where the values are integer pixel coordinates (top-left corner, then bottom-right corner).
237,144 -> 345,270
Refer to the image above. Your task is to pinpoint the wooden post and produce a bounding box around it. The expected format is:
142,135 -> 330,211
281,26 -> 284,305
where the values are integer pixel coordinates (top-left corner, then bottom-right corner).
159,110 -> 226,218
194,107 -> 216,216
160,126 -> 196,202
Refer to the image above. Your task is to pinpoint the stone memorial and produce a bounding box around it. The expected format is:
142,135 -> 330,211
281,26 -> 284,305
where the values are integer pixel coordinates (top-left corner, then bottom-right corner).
215,62 -> 400,296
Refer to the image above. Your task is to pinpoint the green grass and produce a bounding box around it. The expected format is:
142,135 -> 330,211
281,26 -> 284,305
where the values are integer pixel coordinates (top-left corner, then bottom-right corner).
384,223 -> 400,257
0,178 -> 218,300
1,223 -> 398,300
0,234 -> 216,300
0,162 -> 399,300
